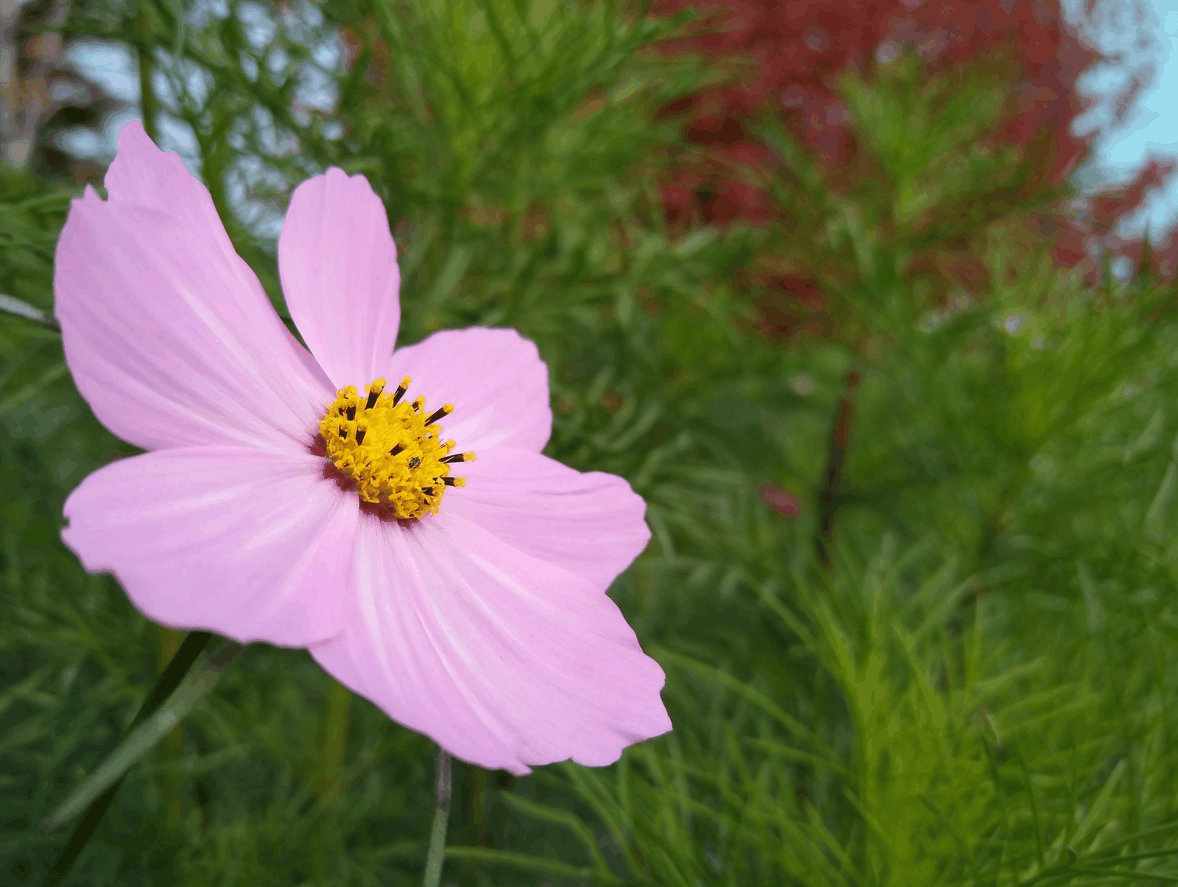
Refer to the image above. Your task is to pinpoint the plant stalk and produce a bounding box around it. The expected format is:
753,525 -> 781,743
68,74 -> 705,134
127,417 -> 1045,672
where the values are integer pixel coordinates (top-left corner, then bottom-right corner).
43,631 -> 213,887
312,678 -> 352,878
136,5 -> 159,144
422,749 -> 452,887
157,626 -> 186,832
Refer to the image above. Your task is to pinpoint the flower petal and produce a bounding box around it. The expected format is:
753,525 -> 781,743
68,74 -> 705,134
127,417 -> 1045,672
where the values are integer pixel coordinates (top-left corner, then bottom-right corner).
55,121 -> 332,453
384,328 -> 552,452
447,447 -> 650,590
62,447 -> 360,647
278,168 -> 401,388
311,513 -> 671,774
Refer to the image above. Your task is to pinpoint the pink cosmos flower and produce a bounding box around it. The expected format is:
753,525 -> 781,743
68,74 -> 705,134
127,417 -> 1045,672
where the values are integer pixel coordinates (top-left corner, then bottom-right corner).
55,121 -> 671,774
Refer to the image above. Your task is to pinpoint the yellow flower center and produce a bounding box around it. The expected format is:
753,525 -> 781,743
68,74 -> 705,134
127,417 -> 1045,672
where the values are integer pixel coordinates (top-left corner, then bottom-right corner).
316,376 -> 473,522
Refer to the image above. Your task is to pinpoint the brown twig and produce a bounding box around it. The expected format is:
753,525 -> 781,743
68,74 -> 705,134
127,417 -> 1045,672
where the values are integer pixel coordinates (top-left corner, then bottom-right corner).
815,367 -> 864,565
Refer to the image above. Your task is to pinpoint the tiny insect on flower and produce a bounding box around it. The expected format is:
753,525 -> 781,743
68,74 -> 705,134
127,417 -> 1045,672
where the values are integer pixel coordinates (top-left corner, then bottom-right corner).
54,121 -> 671,774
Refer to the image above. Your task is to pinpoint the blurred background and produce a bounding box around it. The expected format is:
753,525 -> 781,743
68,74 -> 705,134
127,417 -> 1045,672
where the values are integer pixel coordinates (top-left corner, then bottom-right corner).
4,0 -> 1178,884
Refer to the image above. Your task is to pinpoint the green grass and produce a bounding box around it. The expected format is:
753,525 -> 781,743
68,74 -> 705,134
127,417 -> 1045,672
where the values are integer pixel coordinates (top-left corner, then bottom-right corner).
3,0 -> 1178,885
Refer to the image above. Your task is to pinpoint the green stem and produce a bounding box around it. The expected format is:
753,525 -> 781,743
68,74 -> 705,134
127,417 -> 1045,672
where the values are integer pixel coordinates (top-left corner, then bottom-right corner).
43,631 -> 213,887
316,680 -> 352,794
422,749 -> 452,887
312,679 -> 352,878
470,763 -> 488,847
136,5 -> 159,143
465,763 -> 489,882
157,627 -> 186,833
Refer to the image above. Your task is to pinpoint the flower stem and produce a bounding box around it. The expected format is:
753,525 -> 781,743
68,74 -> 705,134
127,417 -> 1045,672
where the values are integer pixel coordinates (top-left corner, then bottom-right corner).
465,763 -> 489,880
43,630 -> 213,887
157,626 -> 186,832
422,749 -> 452,887
136,5 -> 159,144
470,763 -> 488,846
311,678 -> 351,878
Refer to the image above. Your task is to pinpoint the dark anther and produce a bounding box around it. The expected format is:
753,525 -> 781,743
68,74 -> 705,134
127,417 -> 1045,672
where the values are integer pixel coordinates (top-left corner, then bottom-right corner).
365,389 -> 381,410
390,443 -> 404,456
441,453 -> 468,464
422,487 -> 435,496
337,406 -> 346,415
355,428 -> 367,445
391,382 -> 408,405
346,404 -> 357,421
424,406 -> 451,426
408,456 -> 421,469
442,476 -> 459,486
338,426 -> 348,439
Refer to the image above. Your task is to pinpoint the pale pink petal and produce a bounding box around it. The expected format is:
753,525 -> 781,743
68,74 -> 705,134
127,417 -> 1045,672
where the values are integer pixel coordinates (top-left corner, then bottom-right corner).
278,168 -> 400,388
105,121 -> 238,237
62,447 -> 360,647
447,447 -> 650,590
55,121 -> 332,453
311,514 -> 670,774
384,328 -> 552,452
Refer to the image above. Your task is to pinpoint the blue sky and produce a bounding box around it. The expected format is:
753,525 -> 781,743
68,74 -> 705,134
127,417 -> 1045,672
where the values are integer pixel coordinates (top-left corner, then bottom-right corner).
63,1 -> 341,236
61,0 -> 1178,241
1065,0 -> 1178,240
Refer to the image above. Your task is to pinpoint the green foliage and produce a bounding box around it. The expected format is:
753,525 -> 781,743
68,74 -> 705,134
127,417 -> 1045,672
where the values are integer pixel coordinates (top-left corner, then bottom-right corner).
3,1 -> 1178,886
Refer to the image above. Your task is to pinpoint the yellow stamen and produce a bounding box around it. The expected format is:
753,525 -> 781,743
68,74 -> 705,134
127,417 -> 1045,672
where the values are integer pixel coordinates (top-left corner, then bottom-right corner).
316,377 -> 471,521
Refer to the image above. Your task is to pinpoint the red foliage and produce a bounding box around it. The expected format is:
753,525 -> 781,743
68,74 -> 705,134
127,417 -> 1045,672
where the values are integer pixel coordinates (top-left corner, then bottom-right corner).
652,0 -> 1172,331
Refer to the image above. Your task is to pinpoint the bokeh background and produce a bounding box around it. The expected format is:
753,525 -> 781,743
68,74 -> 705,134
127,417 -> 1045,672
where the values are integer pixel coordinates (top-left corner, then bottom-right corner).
4,0 -> 1178,884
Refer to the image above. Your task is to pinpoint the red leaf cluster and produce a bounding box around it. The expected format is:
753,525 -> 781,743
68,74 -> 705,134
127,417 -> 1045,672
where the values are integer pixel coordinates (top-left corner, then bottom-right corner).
652,0 -> 1174,312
